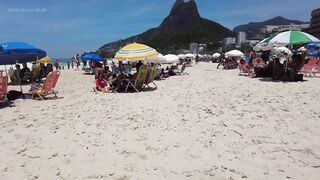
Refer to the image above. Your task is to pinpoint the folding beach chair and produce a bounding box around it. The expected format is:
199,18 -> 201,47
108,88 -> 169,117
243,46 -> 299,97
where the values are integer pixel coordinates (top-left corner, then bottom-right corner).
252,57 -> 265,68
144,66 -> 158,88
301,58 -> 318,76
314,59 -> 320,76
30,71 -> 60,100
0,74 -> 10,106
124,66 -> 148,93
238,59 -> 251,76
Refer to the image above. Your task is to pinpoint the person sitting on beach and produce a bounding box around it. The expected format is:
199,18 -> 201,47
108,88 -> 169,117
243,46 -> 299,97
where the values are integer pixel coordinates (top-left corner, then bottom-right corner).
95,73 -> 109,93
102,66 -> 112,79
168,67 -> 176,76
135,60 -> 143,72
109,62 -> 130,91
8,64 -> 21,84
31,62 -> 40,82
46,63 -> 53,76
20,63 -> 31,83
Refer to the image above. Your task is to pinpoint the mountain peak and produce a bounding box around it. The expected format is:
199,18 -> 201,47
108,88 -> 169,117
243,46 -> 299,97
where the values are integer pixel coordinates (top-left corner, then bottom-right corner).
98,0 -> 233,54
169,0 -> 200,18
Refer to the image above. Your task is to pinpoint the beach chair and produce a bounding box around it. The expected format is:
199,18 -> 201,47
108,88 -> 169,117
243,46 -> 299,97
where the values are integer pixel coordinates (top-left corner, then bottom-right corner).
176,63 -> 188,75
301,58 -> 318,76
144,66 -> 158,88
314,59 -> 320,76
30,71 -> 60,100
0,75 -> 10,106
124,66 -> 148,93
252,57 -> 265,68
238,60 -> 251,76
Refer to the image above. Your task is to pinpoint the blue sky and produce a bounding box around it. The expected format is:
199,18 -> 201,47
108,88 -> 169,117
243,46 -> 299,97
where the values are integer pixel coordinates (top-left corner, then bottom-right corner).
0,0 -> 319,57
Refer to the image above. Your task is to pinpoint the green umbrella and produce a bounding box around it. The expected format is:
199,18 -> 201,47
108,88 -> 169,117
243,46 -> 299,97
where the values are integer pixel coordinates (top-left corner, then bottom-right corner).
269,31 -> 319,45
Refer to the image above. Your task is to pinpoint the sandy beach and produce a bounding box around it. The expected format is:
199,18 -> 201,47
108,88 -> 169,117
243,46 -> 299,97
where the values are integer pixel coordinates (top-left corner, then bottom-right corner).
1,63 -> 320,180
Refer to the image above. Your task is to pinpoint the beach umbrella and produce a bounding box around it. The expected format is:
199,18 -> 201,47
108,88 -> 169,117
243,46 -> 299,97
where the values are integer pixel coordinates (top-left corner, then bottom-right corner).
212,53 -> 221,58
81,53 -> 104,61
114,42 -> 158,61
164,54 -> 179,63
146,53 -> 166,63
37,56 -> 51,63
297,46 -> 308,52
0,42 -> 46,65
225,50 -> 244,57
178,54 -> 187,59
304,42 -> 320,50
269,31 -> 319,46
307,50 -> 320,57
185,53 -> 195,58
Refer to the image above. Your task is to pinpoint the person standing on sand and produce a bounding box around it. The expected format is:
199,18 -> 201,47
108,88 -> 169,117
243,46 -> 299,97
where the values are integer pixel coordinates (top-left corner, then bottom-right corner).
75,54 -> 80,70
71,59 -> 74,69
67,61 -> 70,69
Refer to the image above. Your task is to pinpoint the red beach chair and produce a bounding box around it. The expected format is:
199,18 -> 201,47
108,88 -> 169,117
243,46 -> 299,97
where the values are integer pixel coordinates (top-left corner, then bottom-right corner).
314,60 -> 320,76
0,74 -> 10,106
30,71 -> 60,100
301,58 -> 318,76
238,59 -> 251,76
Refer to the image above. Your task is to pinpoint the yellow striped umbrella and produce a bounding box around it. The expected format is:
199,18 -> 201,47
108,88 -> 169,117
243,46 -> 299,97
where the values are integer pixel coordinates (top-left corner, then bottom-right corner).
37,56 -> 51,63
114,42 -> 158,61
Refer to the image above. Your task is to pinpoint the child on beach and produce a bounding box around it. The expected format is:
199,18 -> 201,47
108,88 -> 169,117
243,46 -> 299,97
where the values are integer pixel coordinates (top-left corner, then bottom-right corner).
95,73 -> 109,93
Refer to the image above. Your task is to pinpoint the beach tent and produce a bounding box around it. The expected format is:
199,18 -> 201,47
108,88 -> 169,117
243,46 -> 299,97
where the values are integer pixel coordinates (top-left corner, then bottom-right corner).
269,31 -> 319,46
164,54 -> 179,63
114,42 -> 158,62
146,53 -> 166,63
0,42 -> 46,65
212,53 -> 221,58
81,53 -> 104,61
37,56 -> 51,63
225,50 -> 244,57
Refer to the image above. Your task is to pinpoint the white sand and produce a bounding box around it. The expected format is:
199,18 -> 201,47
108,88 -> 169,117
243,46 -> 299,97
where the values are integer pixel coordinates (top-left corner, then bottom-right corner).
0,63 -> 320,180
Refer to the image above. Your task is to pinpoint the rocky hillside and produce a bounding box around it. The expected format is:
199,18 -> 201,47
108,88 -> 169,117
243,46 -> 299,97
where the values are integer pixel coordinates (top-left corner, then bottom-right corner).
98,0 -> 234,55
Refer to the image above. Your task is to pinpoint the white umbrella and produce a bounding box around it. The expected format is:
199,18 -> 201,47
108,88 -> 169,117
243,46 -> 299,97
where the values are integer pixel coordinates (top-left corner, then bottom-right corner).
297,46 -> 308,52
253,42 -> 274,51
212,53 -> 221,58
164,54 -> 179,63
185,53 -> 195,58
225,50 -> 244,57
178,54 -> 187,59
146,53 -> 166,63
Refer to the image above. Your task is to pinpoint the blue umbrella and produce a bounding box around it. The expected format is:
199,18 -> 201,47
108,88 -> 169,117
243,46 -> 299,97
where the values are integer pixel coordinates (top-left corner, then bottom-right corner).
0,42 -> 46,65
81,53 -> 104,61
307,50 -> 320,57
305,42 -> 320,50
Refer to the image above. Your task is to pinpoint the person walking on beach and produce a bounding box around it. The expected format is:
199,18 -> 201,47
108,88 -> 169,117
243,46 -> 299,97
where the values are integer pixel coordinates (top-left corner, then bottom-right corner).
217,53 -> 225,69
54,59 -> 59,70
